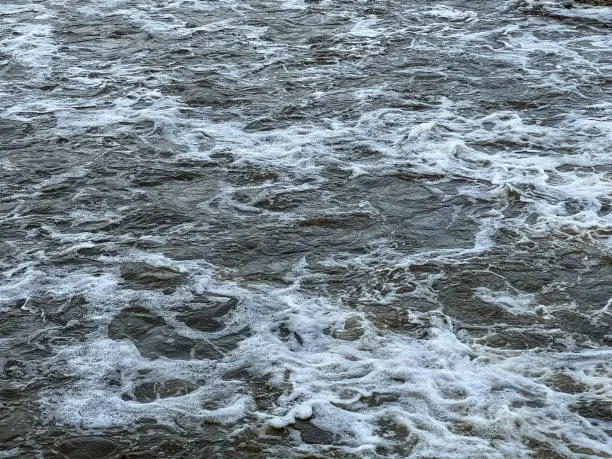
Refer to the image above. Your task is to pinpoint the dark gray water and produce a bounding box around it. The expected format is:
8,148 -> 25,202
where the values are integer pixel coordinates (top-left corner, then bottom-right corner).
1,0 -> 611,457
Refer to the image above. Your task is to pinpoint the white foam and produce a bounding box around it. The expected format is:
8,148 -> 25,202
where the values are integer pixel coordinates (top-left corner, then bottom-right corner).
475,288 -> 550,318
350,19 -> 381,38
239,288 -> 612,456
0,7 -> 58,78
426,6 -> 478,23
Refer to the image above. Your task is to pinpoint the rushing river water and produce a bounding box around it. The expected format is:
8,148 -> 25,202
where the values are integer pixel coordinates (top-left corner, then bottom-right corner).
1,0 -> 611,457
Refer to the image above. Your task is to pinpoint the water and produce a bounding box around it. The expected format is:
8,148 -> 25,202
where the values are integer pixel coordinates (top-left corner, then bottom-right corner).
0,0 -> 610,457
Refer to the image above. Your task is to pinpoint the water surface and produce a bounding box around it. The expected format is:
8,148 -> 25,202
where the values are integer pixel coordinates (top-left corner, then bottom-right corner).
0,0 -> 611,457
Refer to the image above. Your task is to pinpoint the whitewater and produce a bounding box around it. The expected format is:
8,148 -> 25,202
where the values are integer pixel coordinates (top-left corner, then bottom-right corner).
0,0 -> 610,457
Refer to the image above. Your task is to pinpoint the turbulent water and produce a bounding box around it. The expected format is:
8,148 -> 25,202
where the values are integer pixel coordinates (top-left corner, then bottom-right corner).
1,0 -> 611,457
